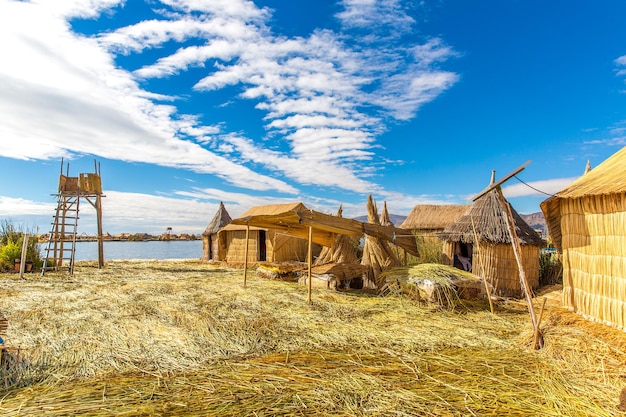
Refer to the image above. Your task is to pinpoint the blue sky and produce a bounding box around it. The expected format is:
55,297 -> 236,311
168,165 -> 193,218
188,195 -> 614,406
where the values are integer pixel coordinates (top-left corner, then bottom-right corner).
1,0 -> 625,235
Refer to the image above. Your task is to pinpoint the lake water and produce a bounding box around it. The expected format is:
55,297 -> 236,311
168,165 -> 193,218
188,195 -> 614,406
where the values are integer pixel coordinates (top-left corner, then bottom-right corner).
72,240 -> 203,261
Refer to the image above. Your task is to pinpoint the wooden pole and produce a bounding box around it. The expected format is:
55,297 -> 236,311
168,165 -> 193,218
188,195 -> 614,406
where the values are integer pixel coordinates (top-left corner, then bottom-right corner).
533,297 -> 547,350
496,187 -> 541,348
19,233 -> 29,279
243,224 -> 250,288
96,194 -> 104,269
470,216 -> 494,314
307,226 -> 313,304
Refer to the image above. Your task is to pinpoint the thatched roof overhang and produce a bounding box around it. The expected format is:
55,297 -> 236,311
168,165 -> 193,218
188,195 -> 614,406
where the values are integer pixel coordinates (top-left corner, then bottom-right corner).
230,202 -> 419,256
540,145 -> 626,252
439,190 -> 544,246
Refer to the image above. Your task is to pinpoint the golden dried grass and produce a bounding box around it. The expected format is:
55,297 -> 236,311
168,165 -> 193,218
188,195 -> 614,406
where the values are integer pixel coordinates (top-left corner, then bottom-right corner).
0,260 -> 624,416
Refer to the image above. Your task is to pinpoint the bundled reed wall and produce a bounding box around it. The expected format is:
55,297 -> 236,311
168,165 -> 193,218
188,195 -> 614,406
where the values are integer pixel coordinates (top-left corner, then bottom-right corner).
443,242 -> 539,298
225,230 -> 260,264
271,233 -> 315,262
559,194 -> 626,331
223,230 -> 313,265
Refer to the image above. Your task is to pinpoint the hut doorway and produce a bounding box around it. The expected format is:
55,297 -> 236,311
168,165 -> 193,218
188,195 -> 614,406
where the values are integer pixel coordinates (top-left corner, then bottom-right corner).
258,230 -> 267,261
453,242 -> 473,272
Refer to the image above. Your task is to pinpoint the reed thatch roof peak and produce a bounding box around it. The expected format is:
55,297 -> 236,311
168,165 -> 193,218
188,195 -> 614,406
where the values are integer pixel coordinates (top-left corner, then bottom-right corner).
540,145 -> 626,252
544,145 -> 626,199
203,201 -> 232,236
400,204 -> 469,231
439,190 -> 544,246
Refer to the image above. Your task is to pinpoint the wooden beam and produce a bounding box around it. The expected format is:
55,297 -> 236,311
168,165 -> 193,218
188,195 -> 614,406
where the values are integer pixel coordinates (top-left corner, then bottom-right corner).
472,160 -> 531,202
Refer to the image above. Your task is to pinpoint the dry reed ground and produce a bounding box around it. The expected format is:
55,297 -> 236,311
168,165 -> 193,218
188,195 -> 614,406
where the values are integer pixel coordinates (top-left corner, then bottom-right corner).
0,260 -> 625,416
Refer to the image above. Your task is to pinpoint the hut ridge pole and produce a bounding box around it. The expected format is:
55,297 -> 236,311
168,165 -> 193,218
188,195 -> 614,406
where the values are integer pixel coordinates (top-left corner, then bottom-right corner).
496,188 -> 541,348
307,225 -> 312,304
243,224 -> 250,288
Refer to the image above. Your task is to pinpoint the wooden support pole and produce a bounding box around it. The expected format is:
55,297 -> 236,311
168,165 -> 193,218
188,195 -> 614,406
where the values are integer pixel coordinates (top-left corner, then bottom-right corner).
243,224 -> 250,288
496,187 -> 542,349
307,226 -> 313,305
19,233 -> 29,279
96,194 -> 104,269
533,298 -> 547,350
470,216 -> 494,315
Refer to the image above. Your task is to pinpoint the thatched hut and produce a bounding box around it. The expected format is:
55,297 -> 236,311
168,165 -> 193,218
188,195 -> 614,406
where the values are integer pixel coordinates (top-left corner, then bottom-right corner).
541,145 -> 626,331
202,202 -> 232,261
439,185 -> 544,298
219,223 -> 317,266
222,202 -> 322,266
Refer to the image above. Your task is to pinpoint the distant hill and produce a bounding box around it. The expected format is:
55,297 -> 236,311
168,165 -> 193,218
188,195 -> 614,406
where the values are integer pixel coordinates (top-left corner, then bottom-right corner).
353,214 -> 407,226
520,212 -> 548,238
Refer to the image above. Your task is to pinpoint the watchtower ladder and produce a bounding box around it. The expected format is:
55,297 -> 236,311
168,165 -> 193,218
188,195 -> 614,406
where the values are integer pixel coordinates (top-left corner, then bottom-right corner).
41,159 -> 104,275
41,191 -> 80,275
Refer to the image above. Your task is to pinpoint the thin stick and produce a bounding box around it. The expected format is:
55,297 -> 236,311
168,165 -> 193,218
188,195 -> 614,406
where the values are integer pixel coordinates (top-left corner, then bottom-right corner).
496,188 -> 540,348
307,226 -> 313,304
243,224 -> 250,288
470,216 -> 494,314
533,297 -> 547,350
19,233 -> 29,279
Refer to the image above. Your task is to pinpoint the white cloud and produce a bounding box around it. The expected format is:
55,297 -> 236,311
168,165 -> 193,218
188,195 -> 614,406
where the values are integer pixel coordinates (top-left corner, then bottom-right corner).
0,0 -> 296,194
0,0 -> 459,203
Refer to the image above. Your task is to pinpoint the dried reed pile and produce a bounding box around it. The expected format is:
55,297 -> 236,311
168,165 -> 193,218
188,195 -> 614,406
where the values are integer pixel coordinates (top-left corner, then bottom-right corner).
361,196 -> 400,289
314,205 -> 359,266
0,260 -> 625,416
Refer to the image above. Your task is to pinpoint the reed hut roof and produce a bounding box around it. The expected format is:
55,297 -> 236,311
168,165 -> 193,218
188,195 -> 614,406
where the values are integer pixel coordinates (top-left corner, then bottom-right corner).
202,201 -> 232,236
541,145 -> 626,252
400,204 -> 469,230
438,190 -> 544,246
231,201 -> 418,256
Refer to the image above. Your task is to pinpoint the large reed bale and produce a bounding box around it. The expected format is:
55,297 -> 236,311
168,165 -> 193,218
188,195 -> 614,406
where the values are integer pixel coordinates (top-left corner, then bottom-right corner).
315,205 -> 359,266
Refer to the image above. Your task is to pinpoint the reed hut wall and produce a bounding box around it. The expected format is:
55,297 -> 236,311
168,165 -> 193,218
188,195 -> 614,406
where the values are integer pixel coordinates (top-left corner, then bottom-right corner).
202,233 -> 228,261
222,229 -> 315,265
556,194 -> 626,330
443,241 -> 540,297
541,146 -> 626,331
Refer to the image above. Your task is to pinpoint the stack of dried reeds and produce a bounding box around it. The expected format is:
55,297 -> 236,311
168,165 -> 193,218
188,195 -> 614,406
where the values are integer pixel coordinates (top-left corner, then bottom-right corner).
314,205 -> 359,266
361,196 -> 400,289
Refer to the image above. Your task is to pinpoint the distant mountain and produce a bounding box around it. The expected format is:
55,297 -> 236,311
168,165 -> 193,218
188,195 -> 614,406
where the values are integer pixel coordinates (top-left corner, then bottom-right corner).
353,214 -> 407,226
520,212 -> 548,238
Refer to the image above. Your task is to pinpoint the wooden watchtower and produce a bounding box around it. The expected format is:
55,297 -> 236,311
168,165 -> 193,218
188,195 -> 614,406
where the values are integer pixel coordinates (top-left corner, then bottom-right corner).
41,159 -> 105,275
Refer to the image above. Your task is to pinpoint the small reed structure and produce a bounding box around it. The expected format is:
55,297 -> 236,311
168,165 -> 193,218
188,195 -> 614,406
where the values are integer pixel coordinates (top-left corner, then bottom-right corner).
541,145 -> 626,331
202,201 -> 232,261
439,187 -> 544,298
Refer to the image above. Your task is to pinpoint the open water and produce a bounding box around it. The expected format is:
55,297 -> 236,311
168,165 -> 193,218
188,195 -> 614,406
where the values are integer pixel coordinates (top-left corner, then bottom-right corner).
72,240 -> 202,261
